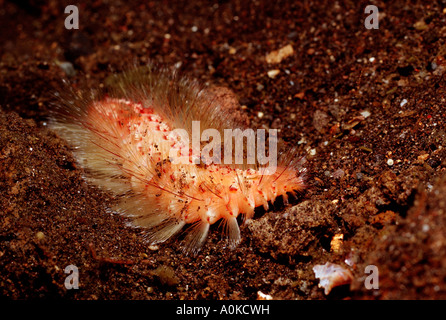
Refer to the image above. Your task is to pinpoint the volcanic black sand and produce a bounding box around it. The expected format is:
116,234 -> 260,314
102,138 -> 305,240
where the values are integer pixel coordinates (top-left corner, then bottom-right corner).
1,0 -> 445,300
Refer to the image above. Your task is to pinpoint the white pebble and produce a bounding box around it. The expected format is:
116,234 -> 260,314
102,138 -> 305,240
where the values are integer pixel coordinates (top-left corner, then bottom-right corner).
267,69 -> 280,78
360,110 -> 371,118
57,61 -> 76,77
265,44 -> 294,64
387,158 -> 394,166
257,291 -> 273,300
313,262 -> 353,295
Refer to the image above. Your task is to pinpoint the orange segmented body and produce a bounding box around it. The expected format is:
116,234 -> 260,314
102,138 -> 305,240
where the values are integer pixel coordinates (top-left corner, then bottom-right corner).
50,67 -> 306,253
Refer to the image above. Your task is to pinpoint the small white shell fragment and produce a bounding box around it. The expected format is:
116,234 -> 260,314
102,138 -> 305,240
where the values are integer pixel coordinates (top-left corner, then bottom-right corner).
400,99 -> 408,107
265,44 -> 294,64
313,262 -> 353,295
387,158 -> 394,166
148,245 -> 159,251
257,291 -> 273,300
359,110 -> 371,118
267,69 -> 280,78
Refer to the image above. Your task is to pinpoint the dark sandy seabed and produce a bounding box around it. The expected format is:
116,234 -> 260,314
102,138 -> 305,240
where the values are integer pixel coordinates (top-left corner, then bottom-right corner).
0,0 -> 446,303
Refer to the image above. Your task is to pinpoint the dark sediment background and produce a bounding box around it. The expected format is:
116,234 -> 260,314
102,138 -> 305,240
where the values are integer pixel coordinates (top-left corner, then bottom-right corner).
1,0 -> 446,299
